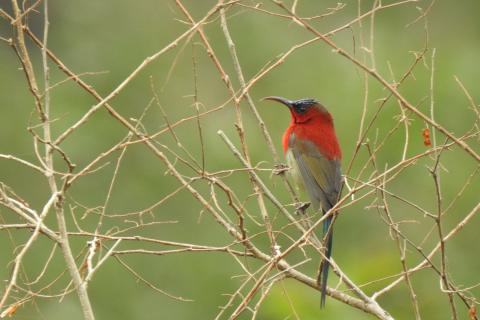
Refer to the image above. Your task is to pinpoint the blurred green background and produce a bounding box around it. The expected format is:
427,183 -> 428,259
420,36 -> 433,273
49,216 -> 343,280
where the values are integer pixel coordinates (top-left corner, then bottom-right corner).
0,1 -> 479,319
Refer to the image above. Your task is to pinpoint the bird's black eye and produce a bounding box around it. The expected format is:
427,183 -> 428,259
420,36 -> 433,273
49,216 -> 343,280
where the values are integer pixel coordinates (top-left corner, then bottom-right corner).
292,99 -> 317,114
294,105 -> 307,114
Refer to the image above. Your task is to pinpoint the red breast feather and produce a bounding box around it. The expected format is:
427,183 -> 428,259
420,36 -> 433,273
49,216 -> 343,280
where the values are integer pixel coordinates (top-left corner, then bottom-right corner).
283,108 -> 341,161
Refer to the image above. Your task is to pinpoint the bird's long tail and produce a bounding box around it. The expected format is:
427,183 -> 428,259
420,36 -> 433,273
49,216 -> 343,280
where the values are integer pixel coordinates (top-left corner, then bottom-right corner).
319,213 -> 333,308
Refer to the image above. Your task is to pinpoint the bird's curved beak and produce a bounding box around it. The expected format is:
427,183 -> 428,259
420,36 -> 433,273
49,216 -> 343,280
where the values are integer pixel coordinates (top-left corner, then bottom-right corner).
262,96 -> 292,108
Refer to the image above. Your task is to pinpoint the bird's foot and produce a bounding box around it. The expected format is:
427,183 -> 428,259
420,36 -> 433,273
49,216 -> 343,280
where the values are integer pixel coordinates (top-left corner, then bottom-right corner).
272,163 -> 289,175
295,202 -> 311,214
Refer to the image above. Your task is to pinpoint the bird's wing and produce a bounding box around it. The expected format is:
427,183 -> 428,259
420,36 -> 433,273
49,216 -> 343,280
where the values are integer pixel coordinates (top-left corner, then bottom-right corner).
289,135 -> 342,211
289,133 -> 342,307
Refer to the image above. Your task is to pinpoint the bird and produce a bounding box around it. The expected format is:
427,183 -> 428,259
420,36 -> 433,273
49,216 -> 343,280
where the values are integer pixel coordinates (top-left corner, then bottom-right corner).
264,96 -> 343,307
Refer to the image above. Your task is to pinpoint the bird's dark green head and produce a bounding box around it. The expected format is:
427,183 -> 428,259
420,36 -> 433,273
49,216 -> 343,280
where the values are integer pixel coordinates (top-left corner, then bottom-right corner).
263,96 -> 322,114
290,98 -> 318,114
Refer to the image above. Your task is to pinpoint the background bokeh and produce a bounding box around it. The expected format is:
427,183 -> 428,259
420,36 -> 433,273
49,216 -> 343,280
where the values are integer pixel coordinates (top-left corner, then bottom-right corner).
0,1 -> 479,319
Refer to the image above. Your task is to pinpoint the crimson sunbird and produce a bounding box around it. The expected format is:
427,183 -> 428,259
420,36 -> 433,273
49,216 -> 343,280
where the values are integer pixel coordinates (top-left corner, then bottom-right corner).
265,96 -> 342,307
